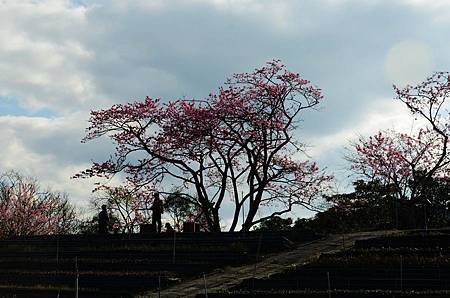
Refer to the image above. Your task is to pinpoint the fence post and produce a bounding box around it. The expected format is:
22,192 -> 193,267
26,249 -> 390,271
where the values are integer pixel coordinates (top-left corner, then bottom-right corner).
252,233 -> 263,294
424,204 -> 428,232
400,255 -> 403,292
158,271 -> 161,298
56,234 -> 59,265
241,191 -> 245,232
203,272 -> 208,298
172,231 -> 176,264
56,234 -> 60,298
75,256 -> 79,298
327,271 -> 331,298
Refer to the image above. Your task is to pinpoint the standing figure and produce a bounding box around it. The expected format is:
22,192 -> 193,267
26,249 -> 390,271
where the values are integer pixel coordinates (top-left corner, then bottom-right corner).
150,192 -> 164,233
98,204 -> 109,235
165,222 -> 175,233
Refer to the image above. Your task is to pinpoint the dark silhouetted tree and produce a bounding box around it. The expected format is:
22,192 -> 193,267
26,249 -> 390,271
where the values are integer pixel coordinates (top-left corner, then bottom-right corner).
76,60 -> 332,231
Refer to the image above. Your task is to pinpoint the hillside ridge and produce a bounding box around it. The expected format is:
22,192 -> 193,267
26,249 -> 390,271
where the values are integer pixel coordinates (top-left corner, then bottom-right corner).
138,230 -> 393,298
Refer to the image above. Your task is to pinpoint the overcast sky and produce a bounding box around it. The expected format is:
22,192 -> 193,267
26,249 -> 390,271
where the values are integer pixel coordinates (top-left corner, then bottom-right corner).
1,0 -> 450,222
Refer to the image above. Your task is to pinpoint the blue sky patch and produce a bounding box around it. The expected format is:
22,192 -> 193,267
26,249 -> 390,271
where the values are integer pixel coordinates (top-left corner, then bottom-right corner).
0,96 -> 58,118
70,0 -> 87,8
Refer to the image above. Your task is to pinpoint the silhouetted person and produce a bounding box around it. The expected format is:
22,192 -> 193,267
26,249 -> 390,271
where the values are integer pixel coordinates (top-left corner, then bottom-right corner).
98,204 -> 109,235
151,192 -> 163,233
165,222 -> 174,233
446,201 -> 450,221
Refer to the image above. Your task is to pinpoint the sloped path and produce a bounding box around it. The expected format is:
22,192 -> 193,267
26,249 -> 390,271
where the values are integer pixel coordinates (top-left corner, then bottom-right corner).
136,230 -> 393,298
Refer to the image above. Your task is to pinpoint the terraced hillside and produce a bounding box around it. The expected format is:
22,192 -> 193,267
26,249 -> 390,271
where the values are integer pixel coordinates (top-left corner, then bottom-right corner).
0,230 -> 317,297
206,231 -> 450,298
142,231 -> 388,297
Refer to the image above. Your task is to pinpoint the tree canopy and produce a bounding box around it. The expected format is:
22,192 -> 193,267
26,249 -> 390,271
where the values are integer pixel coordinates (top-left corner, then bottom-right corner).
349,73 -> 450,202
0,171 -> 76,237
76,60 -> 332,232
348,73 -> 450,228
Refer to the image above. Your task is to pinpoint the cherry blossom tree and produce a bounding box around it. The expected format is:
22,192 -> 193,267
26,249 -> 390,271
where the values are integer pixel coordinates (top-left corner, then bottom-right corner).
76,60 -> 332,232
0,171 -> 77,237
349,72 -> 450,225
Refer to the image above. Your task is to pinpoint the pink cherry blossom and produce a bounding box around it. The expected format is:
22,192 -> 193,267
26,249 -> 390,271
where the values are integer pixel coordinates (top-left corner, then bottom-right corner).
76,60 -> 332,232
350,72 -> 450,202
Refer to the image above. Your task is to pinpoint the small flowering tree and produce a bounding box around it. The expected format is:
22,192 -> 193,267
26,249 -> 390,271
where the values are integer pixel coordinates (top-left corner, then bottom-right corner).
349,129 -> 447,201
0,171 -> 76,237
92,186 -> 153,234
76,60 -> 332,232
349,72 -> 450,226
164,189 -> 196,231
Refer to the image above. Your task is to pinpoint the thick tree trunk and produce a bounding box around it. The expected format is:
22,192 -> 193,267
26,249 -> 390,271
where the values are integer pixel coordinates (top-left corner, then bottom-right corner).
242,198 -> 260,232
228,204 -> 241,232
212,208 -> 221,232
198,196 -> 221,232
242,207 -> 257,232
198,198 -> 215,232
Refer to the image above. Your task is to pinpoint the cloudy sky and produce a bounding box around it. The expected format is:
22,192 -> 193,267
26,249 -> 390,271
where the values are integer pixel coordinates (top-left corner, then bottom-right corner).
1,0 -> 449,221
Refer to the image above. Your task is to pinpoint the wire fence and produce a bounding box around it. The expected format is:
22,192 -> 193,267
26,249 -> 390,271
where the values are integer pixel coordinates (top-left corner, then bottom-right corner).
237,269 -> 450,291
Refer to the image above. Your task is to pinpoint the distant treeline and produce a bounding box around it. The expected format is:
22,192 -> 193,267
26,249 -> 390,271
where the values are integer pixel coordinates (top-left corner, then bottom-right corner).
256,179 -> 450,233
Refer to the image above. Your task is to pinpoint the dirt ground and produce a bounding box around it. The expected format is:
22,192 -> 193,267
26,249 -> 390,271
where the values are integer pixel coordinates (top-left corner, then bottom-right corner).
136,230 -> 393,298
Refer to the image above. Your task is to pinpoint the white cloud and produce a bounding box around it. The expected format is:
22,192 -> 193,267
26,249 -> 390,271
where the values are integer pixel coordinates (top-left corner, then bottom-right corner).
0,0 -> 100,113
385,40 -> 433,87
307,98 -> 425,160
403,0 -> 450,23
0,114 -> 109,209
1,0 -> 450,222
198,0 -> 295,32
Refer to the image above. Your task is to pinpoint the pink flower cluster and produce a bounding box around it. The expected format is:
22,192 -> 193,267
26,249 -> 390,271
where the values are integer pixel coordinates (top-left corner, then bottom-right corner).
351,72 -> 450,201
76,60 -> 331,231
